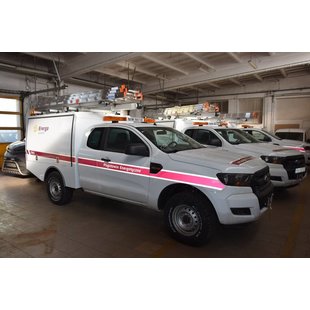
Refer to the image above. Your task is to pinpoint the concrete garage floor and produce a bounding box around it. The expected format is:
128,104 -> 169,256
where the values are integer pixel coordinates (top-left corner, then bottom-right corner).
0,172 -> 309,258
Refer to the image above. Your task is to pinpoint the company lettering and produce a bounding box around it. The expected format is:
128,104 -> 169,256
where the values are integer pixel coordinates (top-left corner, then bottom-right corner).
39,126 -> 49,132
101,162 -> 142,174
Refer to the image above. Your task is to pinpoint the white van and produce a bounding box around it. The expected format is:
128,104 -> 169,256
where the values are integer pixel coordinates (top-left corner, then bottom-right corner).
275,128 -> 310,144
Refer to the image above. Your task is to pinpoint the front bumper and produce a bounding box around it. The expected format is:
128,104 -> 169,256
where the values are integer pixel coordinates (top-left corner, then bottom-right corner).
268,163 -> 306,187
209,182 -> 273,225
2,158 -> 30,176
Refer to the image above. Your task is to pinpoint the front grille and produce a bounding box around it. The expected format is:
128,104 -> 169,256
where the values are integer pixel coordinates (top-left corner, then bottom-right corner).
251,166 -> 274,209
282,155 -> 306,179
251,166 -> 270,189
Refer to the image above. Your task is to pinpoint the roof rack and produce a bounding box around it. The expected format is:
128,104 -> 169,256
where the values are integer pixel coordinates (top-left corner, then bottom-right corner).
31,87 -> 143,114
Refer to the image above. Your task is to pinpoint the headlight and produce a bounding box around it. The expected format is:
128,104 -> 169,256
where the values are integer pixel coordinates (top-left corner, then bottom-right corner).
217,173 -> 253,186
261,155 -> 284,164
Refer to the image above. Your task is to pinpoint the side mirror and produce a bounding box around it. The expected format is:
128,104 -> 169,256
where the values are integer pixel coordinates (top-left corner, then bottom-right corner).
125,143 -> 149,157
209,138 -> 222,147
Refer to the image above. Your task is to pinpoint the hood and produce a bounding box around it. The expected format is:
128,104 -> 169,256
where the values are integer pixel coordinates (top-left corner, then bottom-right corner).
168,147 -> 267,173
6,140 -> 26,154
232,142 -> 301,157
279,139 -> 310,148
277,139 -> 303,146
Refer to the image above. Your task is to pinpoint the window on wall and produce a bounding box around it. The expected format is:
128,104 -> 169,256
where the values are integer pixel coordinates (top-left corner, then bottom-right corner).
0,97 -> 22,143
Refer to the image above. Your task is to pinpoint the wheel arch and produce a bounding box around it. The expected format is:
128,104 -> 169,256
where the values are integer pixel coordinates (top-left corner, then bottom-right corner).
158,183 -> 215,212
44,166 -> 65,184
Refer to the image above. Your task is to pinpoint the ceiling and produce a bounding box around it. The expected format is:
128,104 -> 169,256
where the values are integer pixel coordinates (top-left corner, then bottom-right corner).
1,52 -> 310,105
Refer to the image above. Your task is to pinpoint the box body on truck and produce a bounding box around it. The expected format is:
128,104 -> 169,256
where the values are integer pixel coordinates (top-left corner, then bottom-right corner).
26,112 -> 273,245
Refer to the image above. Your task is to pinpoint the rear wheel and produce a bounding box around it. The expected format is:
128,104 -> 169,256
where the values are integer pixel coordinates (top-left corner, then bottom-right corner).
164,192 -> 217,246
46,171 -> 73,205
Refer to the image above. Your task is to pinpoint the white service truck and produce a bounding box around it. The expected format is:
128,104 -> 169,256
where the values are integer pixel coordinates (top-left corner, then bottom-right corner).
242,128 -> 310,165
181,125 -> 307,188
26,112 -> 273,245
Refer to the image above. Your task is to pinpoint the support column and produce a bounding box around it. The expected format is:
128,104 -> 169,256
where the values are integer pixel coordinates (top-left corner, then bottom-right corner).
228,99 -> 239,113
263,96 -> 275,132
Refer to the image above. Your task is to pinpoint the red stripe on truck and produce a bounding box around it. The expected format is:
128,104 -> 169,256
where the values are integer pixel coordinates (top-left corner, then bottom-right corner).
27,150 -> 75,163
27,150 -> 225,190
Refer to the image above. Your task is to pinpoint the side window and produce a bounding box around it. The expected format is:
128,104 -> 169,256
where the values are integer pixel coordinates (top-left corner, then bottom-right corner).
195,130 -> 211,145
105,128 -> 146,153
87,128 -> 105,150
252,131 -> 271,142
227,130 -> 240,143
184,129 -> 194,138
194,130 -> 221,146
209,131 -> 222,146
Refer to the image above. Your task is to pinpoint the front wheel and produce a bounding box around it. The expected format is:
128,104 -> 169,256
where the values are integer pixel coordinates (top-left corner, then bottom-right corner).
164,192 -> 217,246
46,171 -> 73,205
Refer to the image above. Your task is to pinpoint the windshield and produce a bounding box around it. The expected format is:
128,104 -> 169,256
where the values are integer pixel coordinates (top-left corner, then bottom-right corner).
276,132 -> 304,142
137,126 -> 204,153
215,128 -> 260,144
262,129 -> 282,140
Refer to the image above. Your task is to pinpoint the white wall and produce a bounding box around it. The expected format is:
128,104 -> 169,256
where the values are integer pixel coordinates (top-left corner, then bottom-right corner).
275,96 -> 310,129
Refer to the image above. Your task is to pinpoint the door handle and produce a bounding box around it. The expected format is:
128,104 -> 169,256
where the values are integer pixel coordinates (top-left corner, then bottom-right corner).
101,157 -> 111,162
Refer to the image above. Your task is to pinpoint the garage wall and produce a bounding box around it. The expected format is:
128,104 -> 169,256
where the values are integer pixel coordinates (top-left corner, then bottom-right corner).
0,143 -> 8,167
238,98 -> 263,113
0,71 -> 94,94
0,70 -> 95,134
275,96 -> 310,129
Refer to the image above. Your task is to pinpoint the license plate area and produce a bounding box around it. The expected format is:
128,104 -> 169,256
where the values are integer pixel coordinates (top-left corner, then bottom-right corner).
295,167 -> 306,173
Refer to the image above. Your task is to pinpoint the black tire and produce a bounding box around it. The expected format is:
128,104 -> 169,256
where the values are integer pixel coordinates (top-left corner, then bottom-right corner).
46,171 -> 73,205
164,191 -> 217,246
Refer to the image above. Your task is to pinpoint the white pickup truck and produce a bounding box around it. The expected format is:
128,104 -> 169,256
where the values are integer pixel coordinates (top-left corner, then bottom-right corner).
26,112 -> 273,245
242,128 -> 310,165
182,126 -> 306,188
